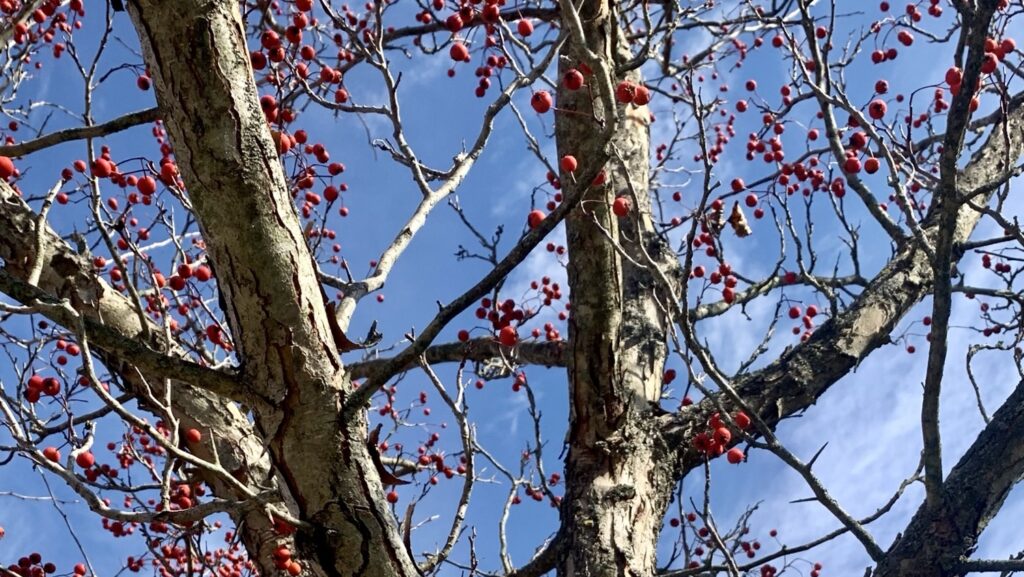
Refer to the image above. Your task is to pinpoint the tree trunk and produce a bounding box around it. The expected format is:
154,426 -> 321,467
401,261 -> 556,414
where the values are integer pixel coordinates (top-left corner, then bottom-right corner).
872,378 -> 1024,577
556,3 -> 679,575
125,2 -> 419,576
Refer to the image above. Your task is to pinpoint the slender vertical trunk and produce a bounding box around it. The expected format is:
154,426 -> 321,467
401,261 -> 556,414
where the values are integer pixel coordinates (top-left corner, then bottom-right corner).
556,3 -> 679,575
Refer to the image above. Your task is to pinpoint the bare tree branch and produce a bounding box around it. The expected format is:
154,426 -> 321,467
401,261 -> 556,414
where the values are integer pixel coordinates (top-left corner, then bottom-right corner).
0,107 -> 159,158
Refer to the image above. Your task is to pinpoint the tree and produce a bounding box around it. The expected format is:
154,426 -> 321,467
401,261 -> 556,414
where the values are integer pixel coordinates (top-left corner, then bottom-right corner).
0,0 -> 1023,575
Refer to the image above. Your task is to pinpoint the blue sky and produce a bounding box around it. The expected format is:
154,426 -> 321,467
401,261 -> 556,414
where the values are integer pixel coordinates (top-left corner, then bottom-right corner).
2,1 -> 1023,576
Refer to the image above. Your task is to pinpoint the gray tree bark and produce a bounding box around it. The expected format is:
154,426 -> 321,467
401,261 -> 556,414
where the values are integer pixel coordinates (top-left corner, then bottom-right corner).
554,2 -> 683,575
125,1 -> 420,576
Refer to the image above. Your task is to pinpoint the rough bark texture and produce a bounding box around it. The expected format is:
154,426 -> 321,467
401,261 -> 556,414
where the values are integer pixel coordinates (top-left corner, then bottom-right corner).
125,2 -> 419,576
555,3 -> 679,575
872,380 -> 1024,577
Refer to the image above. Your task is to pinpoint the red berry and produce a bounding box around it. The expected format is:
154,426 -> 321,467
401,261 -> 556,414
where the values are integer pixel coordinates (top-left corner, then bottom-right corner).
251,51 -> 268,70
261,30 -> 281,50
713,427 -> 731,445
498,326 -> 518,347
981,53 -> 998,74
194,265 -> 213,282
864,157 -> 880,174
137,175 -> 157,195
43,447 -> 61,463
527,209 -> 545,229
867,99 -> 887,120
844,157 -> 862,174
731,178 -> 745,192
386,491 -> 399,503
615,81 -> 635,104
945,66 -> 963,87
91,158 -> 113,178
517,19 -> 533,37
726,447 -> 744,464
480,4 -> 500,23
734,411 -> 751,429
530,91 -> 552,114
160,162 -> 178,183
42,377 -> 60,396
563,69 -> 584,91
75,451 -> 95,468
632,84 -> 651,106
185,428 -> 202,444
449,42 -> 469,62
0,156 -> 15,179
560,155 -> 577,173
612,196 -> 631,217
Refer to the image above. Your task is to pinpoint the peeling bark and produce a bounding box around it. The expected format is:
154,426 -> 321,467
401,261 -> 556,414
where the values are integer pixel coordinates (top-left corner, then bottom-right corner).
555,2 -> 679,575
